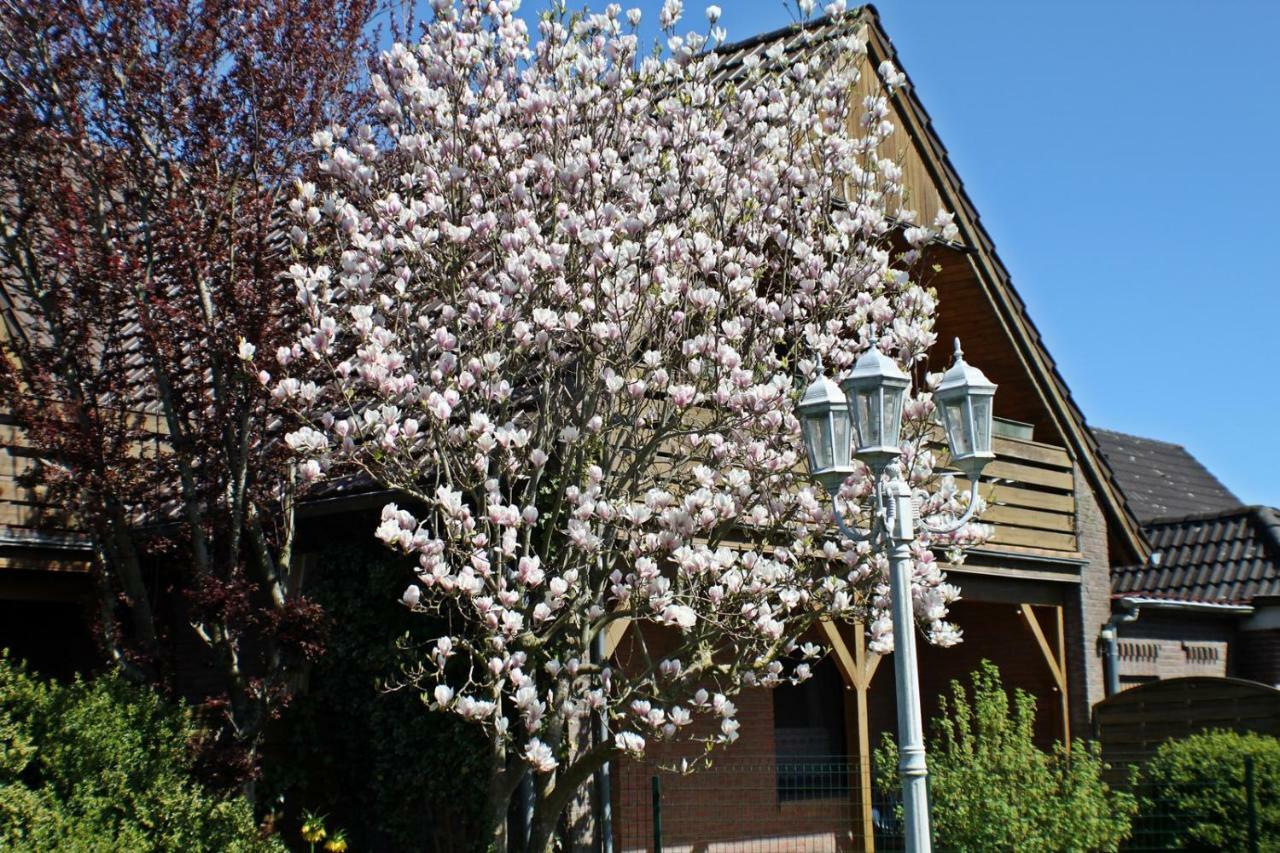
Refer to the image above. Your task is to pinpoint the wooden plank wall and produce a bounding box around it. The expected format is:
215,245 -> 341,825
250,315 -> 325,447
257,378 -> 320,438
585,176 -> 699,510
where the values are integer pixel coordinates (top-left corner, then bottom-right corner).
847,51 -> 948,231
0,417 -> 80,543
978,434 -> 1077,553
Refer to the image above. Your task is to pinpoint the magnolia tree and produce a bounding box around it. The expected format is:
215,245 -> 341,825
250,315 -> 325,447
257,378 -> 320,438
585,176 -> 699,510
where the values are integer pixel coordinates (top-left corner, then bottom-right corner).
272,0 -> 981,847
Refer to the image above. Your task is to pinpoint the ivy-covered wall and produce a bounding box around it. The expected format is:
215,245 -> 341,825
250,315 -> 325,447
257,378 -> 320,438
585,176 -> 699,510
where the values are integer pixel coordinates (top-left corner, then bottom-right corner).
263,537 -> 488,851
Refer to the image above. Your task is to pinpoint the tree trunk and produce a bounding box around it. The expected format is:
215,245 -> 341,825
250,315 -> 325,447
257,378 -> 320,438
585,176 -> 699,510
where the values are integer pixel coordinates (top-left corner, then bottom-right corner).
526,744 -> 617,853
488,734 -> 511,853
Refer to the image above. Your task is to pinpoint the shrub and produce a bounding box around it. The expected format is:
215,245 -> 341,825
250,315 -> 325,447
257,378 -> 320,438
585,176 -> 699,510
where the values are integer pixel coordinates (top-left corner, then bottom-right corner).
0,652 -> 279,852
876,660 -> 1135,852
1133,729 -> 1280,851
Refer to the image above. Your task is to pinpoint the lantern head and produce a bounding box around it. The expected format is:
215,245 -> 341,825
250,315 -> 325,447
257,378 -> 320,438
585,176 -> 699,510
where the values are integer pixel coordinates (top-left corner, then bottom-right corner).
934,338 -> 997,478
840,343 -> 911,473
797,372 -> 855,494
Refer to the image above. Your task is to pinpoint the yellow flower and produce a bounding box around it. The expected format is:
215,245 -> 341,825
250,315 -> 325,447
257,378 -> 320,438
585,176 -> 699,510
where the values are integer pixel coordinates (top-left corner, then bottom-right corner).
301,812 -> 327,844
324,831 -> 349,852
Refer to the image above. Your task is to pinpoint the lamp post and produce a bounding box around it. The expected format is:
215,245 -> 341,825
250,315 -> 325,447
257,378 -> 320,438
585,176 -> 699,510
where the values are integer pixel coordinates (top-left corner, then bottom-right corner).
798,339 -> 997,853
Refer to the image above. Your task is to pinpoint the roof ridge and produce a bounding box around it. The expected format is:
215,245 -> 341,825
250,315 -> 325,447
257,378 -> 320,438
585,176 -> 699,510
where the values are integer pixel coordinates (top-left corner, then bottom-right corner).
1093,426 -> 1190,452
1145,505 -> 1266,528
713,9 -> 861,57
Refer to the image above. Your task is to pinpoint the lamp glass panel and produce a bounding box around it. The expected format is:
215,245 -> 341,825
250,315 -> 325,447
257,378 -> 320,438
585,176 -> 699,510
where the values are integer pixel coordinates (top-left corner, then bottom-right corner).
856,388 -> 880,448
805,411 -> 833,471
943,398 -> 970,456
972,396 -> 992,454
830,407 -> 853,468
882,385 -> 905,450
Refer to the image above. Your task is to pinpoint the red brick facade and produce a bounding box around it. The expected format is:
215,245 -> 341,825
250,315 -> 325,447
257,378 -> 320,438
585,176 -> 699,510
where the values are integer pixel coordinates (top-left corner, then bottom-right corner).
612,598 -> 1078,850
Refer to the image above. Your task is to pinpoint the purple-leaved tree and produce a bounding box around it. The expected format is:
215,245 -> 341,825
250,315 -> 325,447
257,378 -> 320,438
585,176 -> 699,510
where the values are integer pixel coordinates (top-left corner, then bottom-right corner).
0,0 -> 389,797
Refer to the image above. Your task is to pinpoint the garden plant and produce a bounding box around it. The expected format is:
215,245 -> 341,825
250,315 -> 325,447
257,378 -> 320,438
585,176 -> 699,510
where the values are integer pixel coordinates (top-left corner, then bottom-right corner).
877,660 -> 1135,851
1132,729 -> 1280,851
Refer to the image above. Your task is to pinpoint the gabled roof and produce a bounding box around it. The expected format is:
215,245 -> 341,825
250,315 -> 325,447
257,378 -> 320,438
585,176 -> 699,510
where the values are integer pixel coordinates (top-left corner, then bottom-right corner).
1114,505 -> 1280,604
1094,428 -> 1242,523
717,9 -> 1148,564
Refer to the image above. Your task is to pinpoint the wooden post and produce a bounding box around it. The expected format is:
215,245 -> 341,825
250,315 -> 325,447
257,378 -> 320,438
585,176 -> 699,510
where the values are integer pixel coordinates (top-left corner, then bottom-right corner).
822,619 -> 880,853
853,625 -> 880,853
1020,604 -> 1070,747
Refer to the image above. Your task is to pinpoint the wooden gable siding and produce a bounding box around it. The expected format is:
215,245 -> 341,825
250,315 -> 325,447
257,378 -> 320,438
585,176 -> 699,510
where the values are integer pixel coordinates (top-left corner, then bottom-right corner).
846,46 -> 948,230
848,43 -> 1075,443
861,10 -> 1147,564
929,249 -> 1064,444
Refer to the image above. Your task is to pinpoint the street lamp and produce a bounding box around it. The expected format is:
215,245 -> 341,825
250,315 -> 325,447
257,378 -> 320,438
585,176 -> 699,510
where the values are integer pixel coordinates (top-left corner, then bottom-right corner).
799,338 -> 996,853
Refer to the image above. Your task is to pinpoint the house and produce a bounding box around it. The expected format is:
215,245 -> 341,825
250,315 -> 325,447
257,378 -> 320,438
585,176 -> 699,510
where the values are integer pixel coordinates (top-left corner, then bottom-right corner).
1094,429 -> 1280,692
611,10 -> 1150,850
0,6 -> 1159,851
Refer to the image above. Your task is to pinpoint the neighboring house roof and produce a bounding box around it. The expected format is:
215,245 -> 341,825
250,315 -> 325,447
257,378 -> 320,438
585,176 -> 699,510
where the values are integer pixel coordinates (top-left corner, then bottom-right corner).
1113,505 -> 1280,604
715,9 -> 1148,564
1094,428 -> 1242,523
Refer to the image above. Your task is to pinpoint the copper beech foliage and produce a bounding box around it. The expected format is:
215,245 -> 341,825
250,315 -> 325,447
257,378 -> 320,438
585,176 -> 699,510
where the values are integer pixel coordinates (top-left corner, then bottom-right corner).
0,0 -> 387,787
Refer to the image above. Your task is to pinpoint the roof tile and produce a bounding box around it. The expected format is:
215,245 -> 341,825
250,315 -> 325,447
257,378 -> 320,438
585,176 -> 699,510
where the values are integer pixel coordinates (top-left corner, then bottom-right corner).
1113,505 -> 1280,604
1094,428 -> 1241,522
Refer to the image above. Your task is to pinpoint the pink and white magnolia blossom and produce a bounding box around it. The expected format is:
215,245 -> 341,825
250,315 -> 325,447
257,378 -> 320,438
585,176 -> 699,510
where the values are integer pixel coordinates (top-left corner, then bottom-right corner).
274,1 -> 985,840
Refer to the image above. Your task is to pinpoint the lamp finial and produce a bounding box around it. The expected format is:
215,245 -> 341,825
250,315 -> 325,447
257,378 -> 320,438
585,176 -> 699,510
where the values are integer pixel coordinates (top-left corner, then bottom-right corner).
952,337 -> 964,362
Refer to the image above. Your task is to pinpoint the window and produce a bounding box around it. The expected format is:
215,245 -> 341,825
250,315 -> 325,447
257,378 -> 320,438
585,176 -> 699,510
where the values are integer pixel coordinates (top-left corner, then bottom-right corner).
773,656 -> 848,800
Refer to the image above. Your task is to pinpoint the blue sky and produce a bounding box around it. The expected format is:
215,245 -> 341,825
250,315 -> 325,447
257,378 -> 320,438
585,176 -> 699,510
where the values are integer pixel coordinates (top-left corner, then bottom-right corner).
510,1 -> 1280,505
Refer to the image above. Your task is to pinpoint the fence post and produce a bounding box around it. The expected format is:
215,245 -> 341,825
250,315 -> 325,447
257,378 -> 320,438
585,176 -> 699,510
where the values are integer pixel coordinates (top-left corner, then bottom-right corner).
651,774 -> 662,853
1246,755 -> 1258,853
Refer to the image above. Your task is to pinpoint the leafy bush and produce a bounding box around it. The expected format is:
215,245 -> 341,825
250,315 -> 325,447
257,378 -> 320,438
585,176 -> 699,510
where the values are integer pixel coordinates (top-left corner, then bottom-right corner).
0,652 -> 279,852
1133,729 -> 1280,851
263,540 -> 489,851
877,660 -> 1134,852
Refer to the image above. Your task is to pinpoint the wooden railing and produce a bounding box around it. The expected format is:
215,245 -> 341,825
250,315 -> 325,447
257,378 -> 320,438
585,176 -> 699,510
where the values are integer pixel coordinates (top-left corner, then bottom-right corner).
976,434 -> 1077,553
0,419 -> 77,537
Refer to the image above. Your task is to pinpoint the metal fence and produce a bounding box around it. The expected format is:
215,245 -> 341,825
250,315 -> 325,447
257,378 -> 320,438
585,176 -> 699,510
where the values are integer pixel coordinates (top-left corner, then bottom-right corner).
616,755 -> 908,852
1112,752 -> 1270,853
614,753 -> 1272,852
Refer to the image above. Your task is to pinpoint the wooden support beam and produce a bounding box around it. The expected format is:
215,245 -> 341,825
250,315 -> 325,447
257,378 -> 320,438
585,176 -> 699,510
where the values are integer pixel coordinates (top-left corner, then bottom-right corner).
602,616 -> 631,660
852,625 -> 877,853
819,619 -> 882,851
821,619 -> 860,688
1020,603 -> 1071,747
1055,604 -> 1070,748
824,619 -> 881,853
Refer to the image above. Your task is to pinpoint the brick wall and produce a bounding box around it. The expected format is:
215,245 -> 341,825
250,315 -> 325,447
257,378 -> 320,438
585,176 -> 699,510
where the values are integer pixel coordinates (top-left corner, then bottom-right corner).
1237,630 -> 1280,687
613,686 -> 861,851
1113,611 -> 1235,686
1069,462 -> 1112,735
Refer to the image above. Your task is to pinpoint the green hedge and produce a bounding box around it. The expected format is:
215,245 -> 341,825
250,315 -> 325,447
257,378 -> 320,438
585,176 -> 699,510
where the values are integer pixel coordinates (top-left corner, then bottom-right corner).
1132,729 -> 1280,851
0,652 -> 279,852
